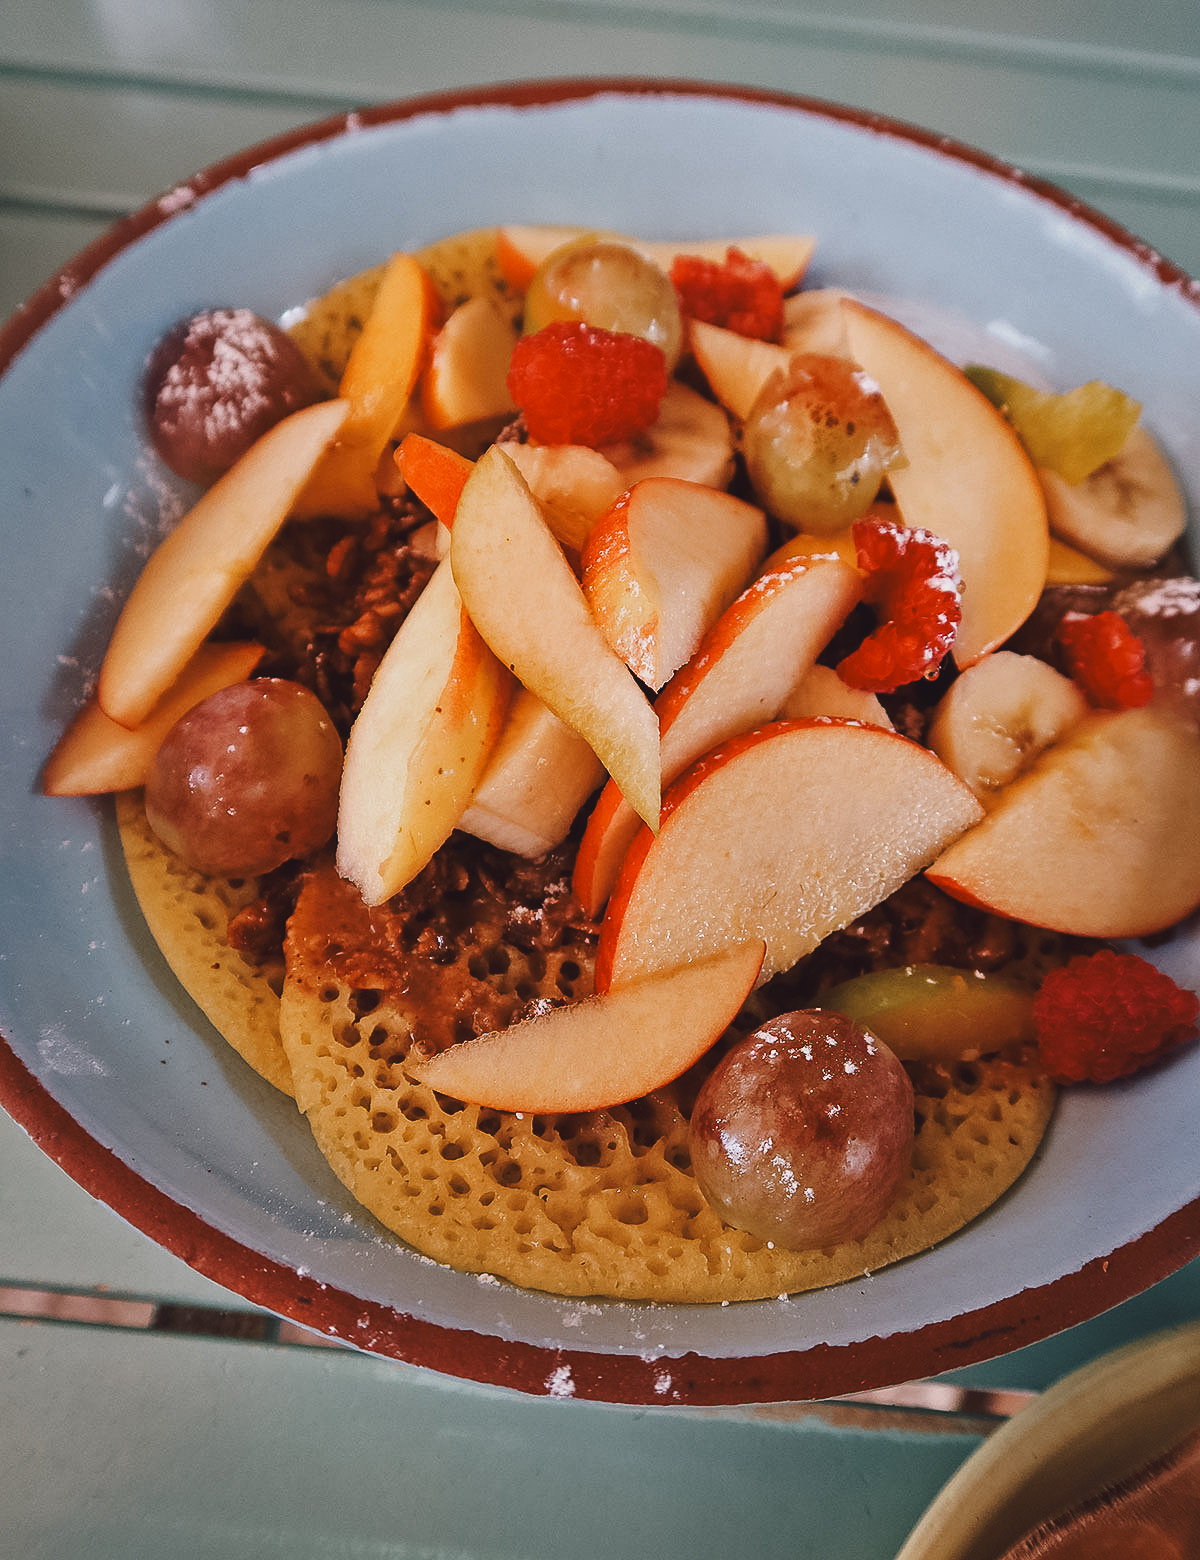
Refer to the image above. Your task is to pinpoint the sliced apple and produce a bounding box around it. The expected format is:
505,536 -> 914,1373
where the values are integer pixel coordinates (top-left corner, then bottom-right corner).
97,397 -> 349,730
581,477 -> 767,690
449,444 -> 660,830
596,719 -> 984,991
573,554 -> 863,915
599,379 -> 735,489
457,685 -> 605,858
688,319 -> 790,422
44,641 -> 265,796
293,251 -> 438,519
420,295 -> 518,431
840,298 -> 1049,667
407,939 -> 765,1113
336,557 -> 511,905
926,705 -> 1200,938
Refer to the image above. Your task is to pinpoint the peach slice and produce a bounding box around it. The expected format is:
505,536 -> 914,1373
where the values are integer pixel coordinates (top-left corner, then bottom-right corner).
97,397 -> 349,730
840,298 -> 1049,667
581,477 -> 768,690
596,719 -> 984,991
457,685 -> 605,858
43,641 -> 264,795
420,295 -> 518,431
449,445 -> 661,830
926,705 -> 1200,938
336,557 -> 511,905
293,251 -> 438,519
573,554 -> 863,915
407,939 -> 765,1113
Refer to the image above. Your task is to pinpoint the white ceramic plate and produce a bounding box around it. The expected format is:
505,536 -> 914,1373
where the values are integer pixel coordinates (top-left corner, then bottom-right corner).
1,80 -> 1197,1404
896,1321 -> 1200,1559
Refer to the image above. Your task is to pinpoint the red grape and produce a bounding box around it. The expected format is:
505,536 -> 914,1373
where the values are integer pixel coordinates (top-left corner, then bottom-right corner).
144,308 -> 323,485
688,1010 -> 914,1249
145,679 -> 343,877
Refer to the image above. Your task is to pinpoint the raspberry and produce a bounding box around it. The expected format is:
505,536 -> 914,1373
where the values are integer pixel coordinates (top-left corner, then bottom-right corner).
1057,609 -> 1155,709
506,321 -> 668,447
836,517 -> 962,692
671,247 -> 785,342
1034,950 -> 1199,1084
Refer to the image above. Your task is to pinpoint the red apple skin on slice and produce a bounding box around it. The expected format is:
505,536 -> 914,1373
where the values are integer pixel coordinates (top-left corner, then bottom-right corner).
97,397 -> 349,730
43,641 -> 265,795
573,554 -> 864,916
596,719 -> 984,992
449,445 -> 661,831
336,558 -> 511,906
926,705 -> 1200,939
840,298 -> 1049,667
407,939 -> 765,1113
581,476 -> 768,690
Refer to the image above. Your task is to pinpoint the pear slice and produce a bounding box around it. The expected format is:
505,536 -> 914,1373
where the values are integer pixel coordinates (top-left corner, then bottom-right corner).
449,445 -> 661,830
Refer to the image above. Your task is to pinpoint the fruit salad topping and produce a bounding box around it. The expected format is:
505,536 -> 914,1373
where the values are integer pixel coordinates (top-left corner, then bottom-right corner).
46,221 -> 1200,1263
670,246 -> 785,342
1034,949 -> 1200,1084
506,320 -> 669,446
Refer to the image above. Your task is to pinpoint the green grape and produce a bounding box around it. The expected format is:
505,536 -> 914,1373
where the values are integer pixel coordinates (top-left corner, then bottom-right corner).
742,353 -> 904,534
523,238 -> 684,370
819,963 -> 1037,1062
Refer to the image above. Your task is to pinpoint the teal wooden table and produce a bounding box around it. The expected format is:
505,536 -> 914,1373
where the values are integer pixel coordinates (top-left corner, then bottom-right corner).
2,4 -> 1198,1555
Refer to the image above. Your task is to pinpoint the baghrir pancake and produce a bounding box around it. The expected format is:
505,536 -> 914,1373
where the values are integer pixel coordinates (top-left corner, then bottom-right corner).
110,222 -> 1067,1303
276,851 -> 1057,1302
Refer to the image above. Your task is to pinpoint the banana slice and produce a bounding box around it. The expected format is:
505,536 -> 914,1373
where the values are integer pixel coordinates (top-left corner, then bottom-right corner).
928,650 -> 1089,805
1039,423 -> 1187,570
601,380 -> 735,489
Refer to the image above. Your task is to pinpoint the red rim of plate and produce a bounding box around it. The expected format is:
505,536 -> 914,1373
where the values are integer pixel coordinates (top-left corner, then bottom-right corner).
2,76 -> 1199,1406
